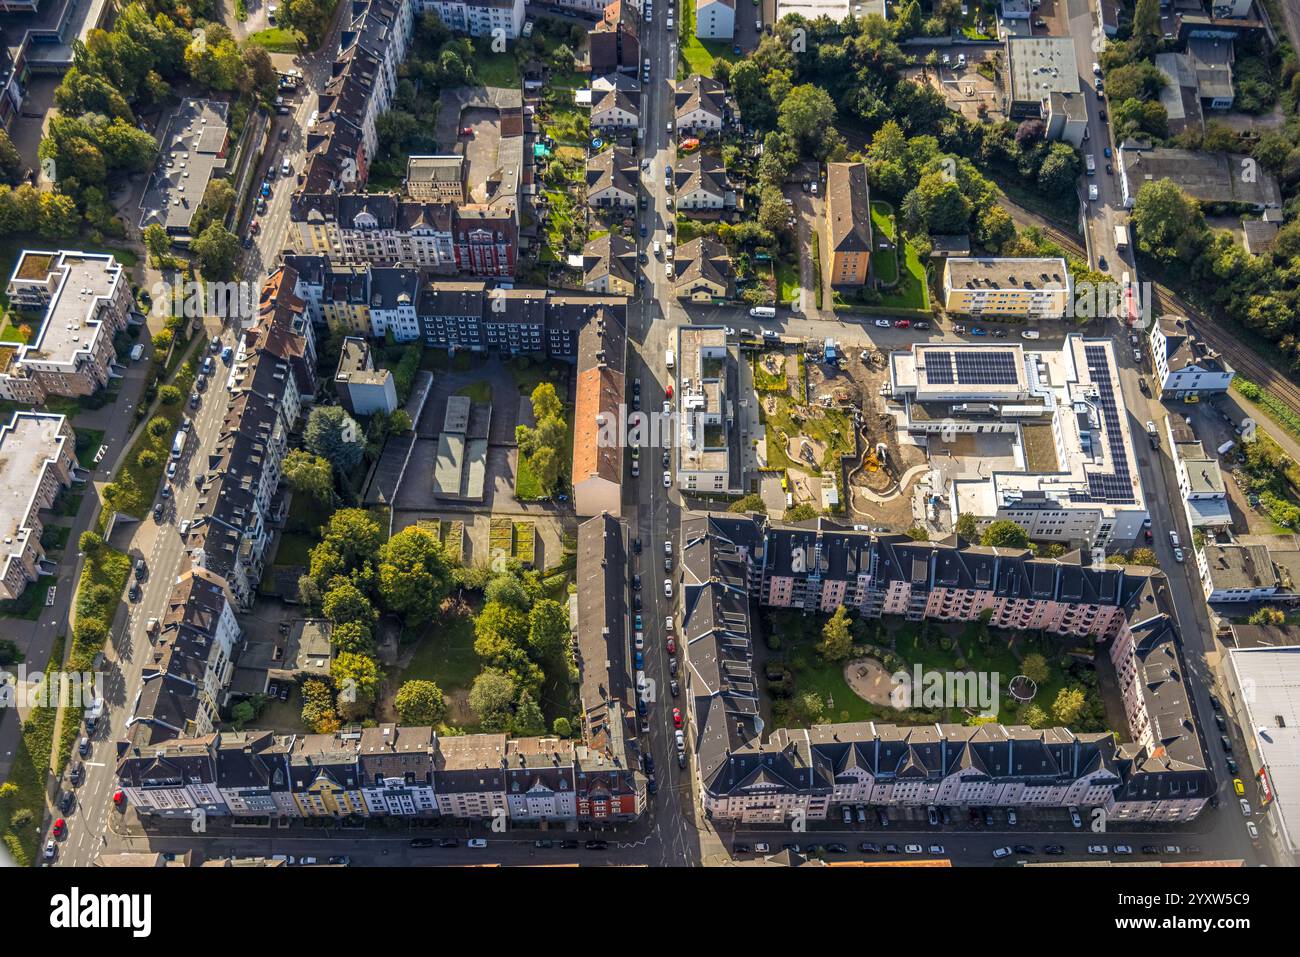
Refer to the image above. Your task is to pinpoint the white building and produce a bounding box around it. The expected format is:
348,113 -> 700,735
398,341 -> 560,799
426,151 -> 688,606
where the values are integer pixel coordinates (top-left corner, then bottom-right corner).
676,325 -> 743,496
888,337 -> 1149,548
695,0 -> 735,39
419,0 -> 526,39
1151,316 -> 1234,399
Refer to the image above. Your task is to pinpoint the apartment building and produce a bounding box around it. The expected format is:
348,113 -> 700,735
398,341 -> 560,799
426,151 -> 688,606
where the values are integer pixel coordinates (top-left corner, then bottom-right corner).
572,310 -> 626,517
680,512 -> 1212,824
1167,413 -> 1231,530
421,0 -> 525,38
0,250 -> 132,402
676,325 -> 743,496
214,730 -> 297,818
291,732 -> 367,817
941,257 -> 1072,318
1197,538 -> 1300,604
0,411 -> 75,601
695,0 -> 735,39
335,336 -> 398,416
405,155 -> 465,202
1150,316 -> 1234,398
357,724 -> 439,816
888,337 -> 1149,548
434,733 -> 509,819
574,512 -> 646,820
130,567 -> 242,745
825,161 -> 872,288
588,0 -> 640,77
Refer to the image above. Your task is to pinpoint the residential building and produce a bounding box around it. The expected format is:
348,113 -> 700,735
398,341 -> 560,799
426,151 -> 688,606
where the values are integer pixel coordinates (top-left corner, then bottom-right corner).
214,730 -> 295,818
358,724 -> 439,817
1118,143 -> 1281,209
674,152 -> 729,211
588,0 -> 640,76
1242,217 -> 1280,255
586,146 -> 639,208
0,411 -> 75,601
1004,37 -> 1080,123
590,87 -> 639,129
367,266 -> 421,342
776,0 -> 886,21
421,0 -> 526,38
680,512 -> 1212,824
674,74 -> 729,131
675,325 -> 743,495
574,512 -> 645,820
1150,316 -> 1234,398
434,733 -> 509,819
583,232 -> 638,296
1167,413 -> 1231,531
673,237 -> 733,301
0,250 -> 133,402
1197,537 -> 1300,604
290,733 -> 365,817
825,161 -> 872,288
335,336 -> 398,416
138,99 -> 230,236
695,0 -> 735,39
504,737 -> 579,821
941,257 -> 1072,318
572,308 -> 626,517
405,155 -> 465,202
115,735 -> 225,819
888,337 -> 1150,548
1222,646 -> 1300,866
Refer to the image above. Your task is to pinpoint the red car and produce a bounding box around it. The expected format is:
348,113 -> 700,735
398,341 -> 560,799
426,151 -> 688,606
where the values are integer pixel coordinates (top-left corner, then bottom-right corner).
112,790 -> 125,809
665,384 -> 673,399
666,636 -> 676,654
250,220 -> 261,235
52,818 -> 66,838
1144,529 -> 1153,542
894,319 -> 911,329
672,708 -> 683,729
460,126 -> 474,137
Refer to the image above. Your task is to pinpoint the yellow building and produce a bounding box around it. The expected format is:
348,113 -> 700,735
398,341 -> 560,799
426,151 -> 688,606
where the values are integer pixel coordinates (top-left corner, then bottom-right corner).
290,733 -> 366,818
825,162 -> 872,288
941,257 -> 1072,318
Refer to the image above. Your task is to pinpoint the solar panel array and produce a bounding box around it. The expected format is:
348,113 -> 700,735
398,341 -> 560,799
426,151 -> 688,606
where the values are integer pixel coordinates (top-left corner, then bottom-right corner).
925,351 -> 955,385
955,351 -> 1018,385
1079,344 -> 1137,505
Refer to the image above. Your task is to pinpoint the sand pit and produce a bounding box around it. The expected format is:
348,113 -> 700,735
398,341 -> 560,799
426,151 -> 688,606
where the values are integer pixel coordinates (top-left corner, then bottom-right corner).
843,657 -> 896,706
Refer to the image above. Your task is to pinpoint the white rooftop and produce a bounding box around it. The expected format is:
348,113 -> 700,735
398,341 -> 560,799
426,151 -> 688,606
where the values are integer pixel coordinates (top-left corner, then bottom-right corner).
9,251 -> 122,370
0,412 -> 68,575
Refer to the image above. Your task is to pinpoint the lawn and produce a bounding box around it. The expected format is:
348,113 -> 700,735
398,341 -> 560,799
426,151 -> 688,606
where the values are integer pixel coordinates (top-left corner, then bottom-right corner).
678,0 -> 740,77
248,28 -> 304,53
74,428 -> 105,469
398,600 -> 482,730
776,261 -> 800,304
870,202 -> 900,285
540,189 -> 580,264
272,532 -> 315,567
515,449 -> 545,501
881,239 -> 928,311
472,49 -> 522,88
40,524 -> 72,554
1,707 -> 50,865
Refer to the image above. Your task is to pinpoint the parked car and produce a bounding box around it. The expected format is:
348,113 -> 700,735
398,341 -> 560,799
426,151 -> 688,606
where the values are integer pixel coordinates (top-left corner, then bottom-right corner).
993,846 -> 1012,859
1069,806 -> 1082,828
409,838 -> 435,848
873,319 -> 891,328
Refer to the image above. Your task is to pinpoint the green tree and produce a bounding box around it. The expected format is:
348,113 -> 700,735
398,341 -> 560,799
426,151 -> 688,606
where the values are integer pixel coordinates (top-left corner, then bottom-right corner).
332,651 -> 382,720
143,223 -> 171,265
377,525 -> 451,626
1134,0 -> 1160,39
281,449 -> 334,505
1022,704 -> 1048,728
304,405 -> 364,474
778,84 -> 839,159
231,700 -> 256,729
531,382 -> 563,422
980,520 -> 1031,549
136,449 -> 158,470
729,493 -> 767,514
1128,547 -> 1158,566
394,679 -> 447,726
330,620 -> 374,655
147,416 -> 170,438
511,691 -> 547,736
954,513 -> 979,541
818,605 -> 854,662
1132,178 -> 1207,264
158,385 -> 181,405
468,668 -> 517,730
485,574 -> 530,610
1037,142 -> 1081,197
785,503 -> 818,521
322,582 -> 377,628
474,602 -> 529,663
553,716 -> 573,737
192,223 -> 240,281
78,530 -> 103,554
528,599 -> 570,665
1021,652 -> 1050,685
1050,686 -> 1086,725
300,678 -> 340,733
73,617 -> 108,648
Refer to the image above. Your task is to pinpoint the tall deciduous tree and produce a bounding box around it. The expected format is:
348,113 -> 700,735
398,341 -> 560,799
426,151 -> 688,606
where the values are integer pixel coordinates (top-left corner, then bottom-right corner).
377,526 -> 451,626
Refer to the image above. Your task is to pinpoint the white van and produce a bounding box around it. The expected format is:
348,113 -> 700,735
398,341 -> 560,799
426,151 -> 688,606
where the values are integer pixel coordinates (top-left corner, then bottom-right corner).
1020,330 -> 1040,340
665,350 -> 675,369
171,431 -> 186,459
129,343 -> 144,362
749,305 -> 776,319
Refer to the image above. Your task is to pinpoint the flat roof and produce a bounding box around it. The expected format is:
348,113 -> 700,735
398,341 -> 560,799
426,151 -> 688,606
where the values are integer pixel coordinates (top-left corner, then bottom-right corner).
1225,646 -> 1300,857
1121,145 -> 1281,208
945,257 -> 1070,292
138,99 -> 230,233
0,412 -> 68,581
1007,37 -> 1079,103
12,251 -> 122,370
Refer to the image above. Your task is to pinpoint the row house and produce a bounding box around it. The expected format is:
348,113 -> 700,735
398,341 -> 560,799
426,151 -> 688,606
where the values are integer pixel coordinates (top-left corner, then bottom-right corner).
0,250 -> 134,403
0,412 -> 75,602
680,511 -> 1212,824
358,724 -> 439,816
421,0 -> 526,38
674,74 -> 731,131
588,0 -> 640,77
674,151 -> 728,211
129,568 -> 242,746
586,146 -> 639,208
590,88 -> 639,129
582,233 -> 637,296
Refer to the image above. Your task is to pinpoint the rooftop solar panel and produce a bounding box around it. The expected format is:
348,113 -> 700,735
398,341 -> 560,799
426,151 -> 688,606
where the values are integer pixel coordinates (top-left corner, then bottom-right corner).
1075,345 -> 1136,505
954,351 -> 1018,385
926,351 -> 955,384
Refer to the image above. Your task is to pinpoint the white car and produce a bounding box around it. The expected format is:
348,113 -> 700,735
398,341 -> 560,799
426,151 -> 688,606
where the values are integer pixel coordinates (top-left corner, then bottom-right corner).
1240,798 -> 1252,817
664,540 -> 673,556
874,319 -> 891,328
1006,810 -> 1017,826
45,586 -> 56,607
754,842 -> 770,853
468,838 -> 488,848
674,729 -> 685,751
665,615 -> 674,631
1114,845 -> 1133,854
280,159 -> 292,176
1087,845 -> 1109,854
634,632 -> 645,650
663,470 -> 671,488
903,844 -> 922,854
1069,807 -> 1082,827
663,400 -> 671,416
928,845 -> 944,855
1172,547 -> 1184,563
1246,821 -> 1260,841
992,846 -> 1012,859
666,14 -> 673,27
663,579 -> 673,598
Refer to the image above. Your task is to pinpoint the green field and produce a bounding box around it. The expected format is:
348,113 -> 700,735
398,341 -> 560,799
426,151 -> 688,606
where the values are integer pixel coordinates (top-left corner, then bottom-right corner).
456,381 -> 493,403
870,202 -> 900,285
882,239 -> 929,311
678,1 -> 741,77
776,261 -> 800,304
397,601 -> 482,729
248,28 -> 304,53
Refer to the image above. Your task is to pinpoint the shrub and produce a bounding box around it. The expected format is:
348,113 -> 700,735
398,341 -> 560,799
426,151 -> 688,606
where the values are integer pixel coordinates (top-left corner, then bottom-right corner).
78,531 -> 103,554
158,385 -> 182,406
